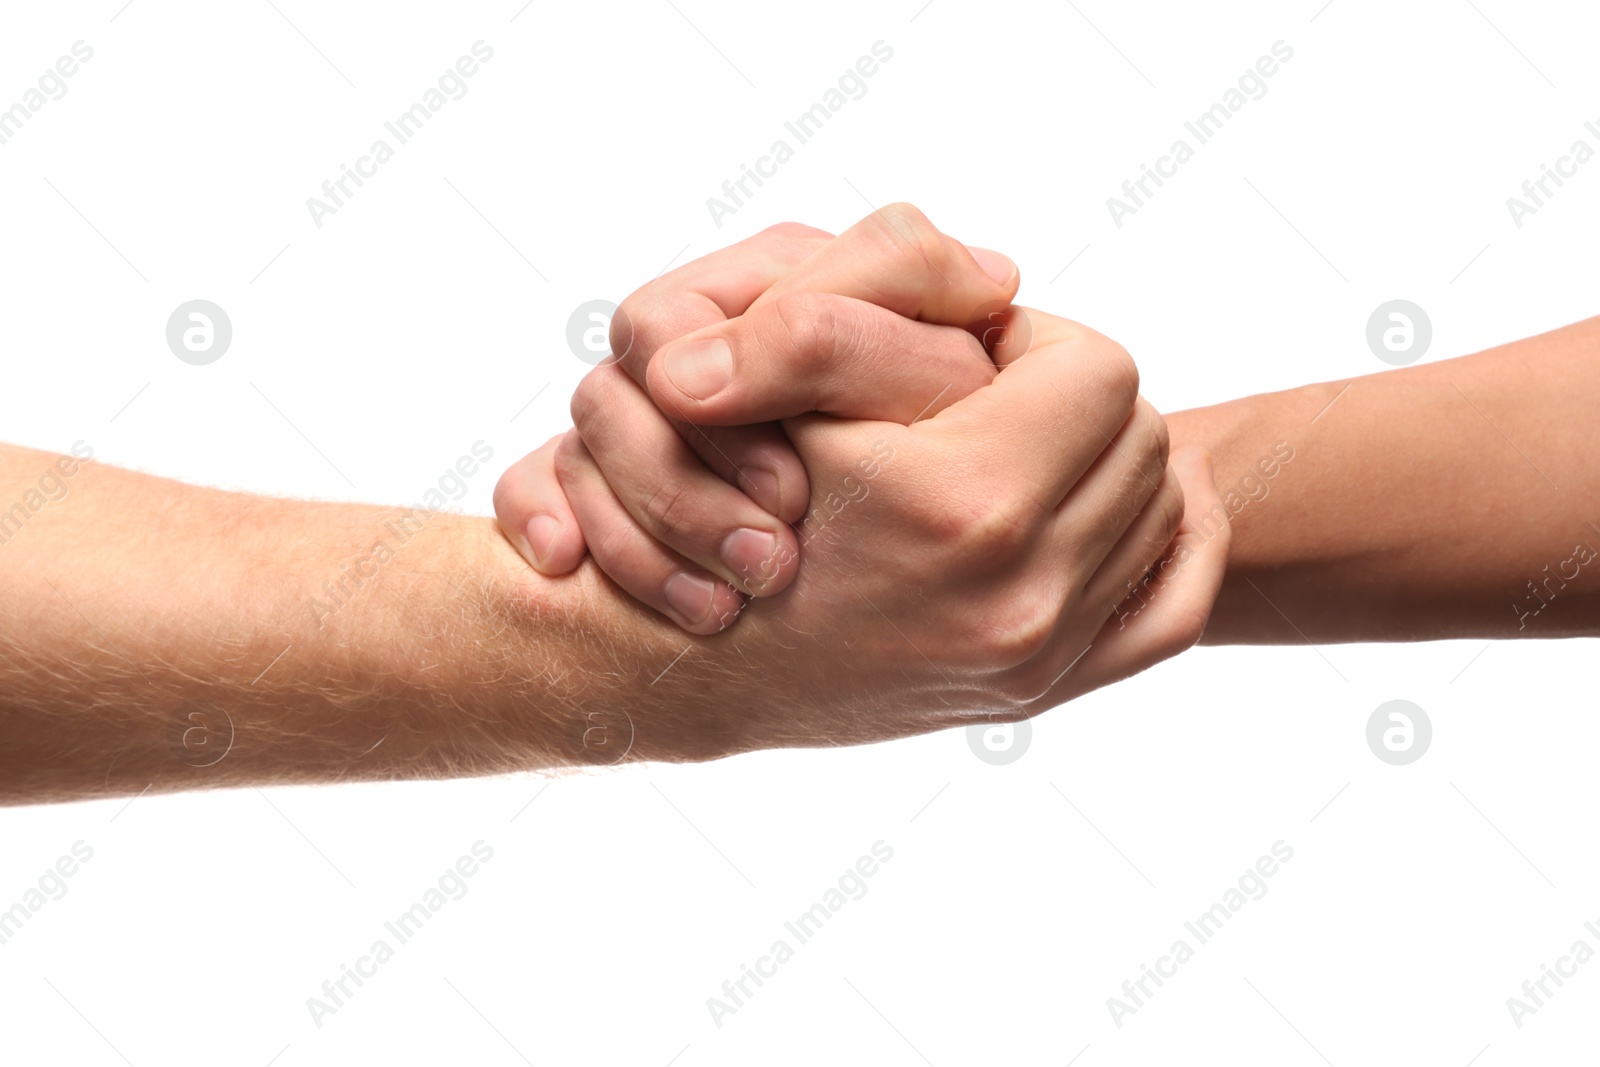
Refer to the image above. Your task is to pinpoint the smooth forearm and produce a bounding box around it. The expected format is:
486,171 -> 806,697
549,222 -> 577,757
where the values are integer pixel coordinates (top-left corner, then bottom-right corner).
1169,316 -> 1600,643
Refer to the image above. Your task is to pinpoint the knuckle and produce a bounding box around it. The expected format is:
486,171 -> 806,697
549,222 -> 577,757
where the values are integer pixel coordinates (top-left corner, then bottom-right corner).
879,201 -> 936,238
643,479 -> 704,541
767,292 -> 839,372
491,467 -> 528,521
1139,412 -> 1177,489
1112,349 -> 1141,409
614,280 -> 660,328
568,370 -> 606,432
762,220 -> 832,240
1094,338 -> 1141,412
1087,464 -> 1160,558
943,495 -> 1034,564
1139,402 -> 1172,470
552,430 -> 590,484
613,289 -> 647,330
586,519 -> 641,575
1124,463 -> 1168,534
609,314 -> 635,366
870,202 -> 948,273
612,291 -> 651,363
1126,482 -> 1185,583
614,289 -> 687,377
1109,403 -> 1168,504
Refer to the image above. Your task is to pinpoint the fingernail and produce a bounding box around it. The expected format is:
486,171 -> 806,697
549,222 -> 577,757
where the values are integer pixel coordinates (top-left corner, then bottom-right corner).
661,337 -> 733,400
524,514 -> 560,565
664,572 -> 717,622
720,528 -> 779,590
744,467 -> 782,516
968,246 -> 1017,286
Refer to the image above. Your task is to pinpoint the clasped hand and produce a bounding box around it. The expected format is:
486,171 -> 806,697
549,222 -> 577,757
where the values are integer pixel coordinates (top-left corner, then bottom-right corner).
494,205 -> 1229,753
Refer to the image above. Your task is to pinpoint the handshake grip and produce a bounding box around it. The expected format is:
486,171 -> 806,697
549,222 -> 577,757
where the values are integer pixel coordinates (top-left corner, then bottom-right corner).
496,206 -> 1230,745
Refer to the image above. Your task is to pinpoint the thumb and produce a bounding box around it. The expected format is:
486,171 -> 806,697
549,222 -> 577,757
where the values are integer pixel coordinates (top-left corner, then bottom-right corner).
647,203 -> 1022,426
646,293 -> 997,427
752,202 -> 1020,329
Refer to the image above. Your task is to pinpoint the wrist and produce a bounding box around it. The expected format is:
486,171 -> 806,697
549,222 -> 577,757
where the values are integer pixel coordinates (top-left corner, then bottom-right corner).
302,510 -> 600,778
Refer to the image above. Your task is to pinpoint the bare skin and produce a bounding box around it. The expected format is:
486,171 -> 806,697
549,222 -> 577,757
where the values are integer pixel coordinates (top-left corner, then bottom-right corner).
0,209 -> 1225,805
0,451 -> 585,804
1170,315 -> 1600,642
498,218 -> 1599,646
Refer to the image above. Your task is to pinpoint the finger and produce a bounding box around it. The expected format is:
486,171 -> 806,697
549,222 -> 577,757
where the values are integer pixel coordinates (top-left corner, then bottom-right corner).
987,419 -> 1178,702
670,420 -> 811,524
977,303 -> 1036,369
571,366 -> 801,597
612,222 -> 833,389
492,434 -> 587,575
1060,448 -> 1232,697
646,293 -> 996,426
916,326 -> 1145,513
618,208 -> 1014,519
750,203 -> 1020,327
1079,460 -> 1186,614
554,434 -> 747,636
611,223 -> 832,519
1053,397 -> 1171,568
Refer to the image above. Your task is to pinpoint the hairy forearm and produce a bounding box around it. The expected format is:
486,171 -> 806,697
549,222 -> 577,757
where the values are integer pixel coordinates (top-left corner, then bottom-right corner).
0,444 -> 687,804
1169,315 -> 1600,643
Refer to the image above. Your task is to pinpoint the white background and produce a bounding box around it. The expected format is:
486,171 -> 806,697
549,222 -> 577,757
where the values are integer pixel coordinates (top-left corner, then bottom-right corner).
2,1 -> 1598,1063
